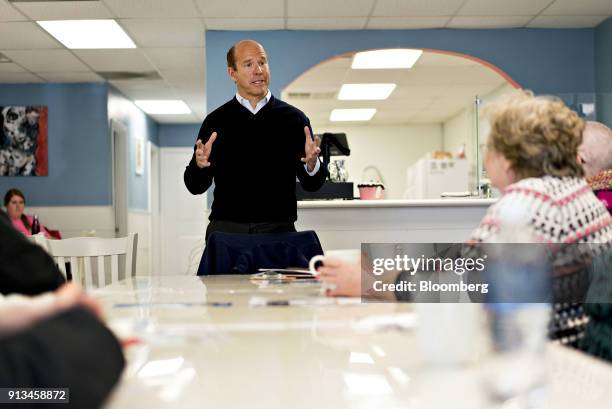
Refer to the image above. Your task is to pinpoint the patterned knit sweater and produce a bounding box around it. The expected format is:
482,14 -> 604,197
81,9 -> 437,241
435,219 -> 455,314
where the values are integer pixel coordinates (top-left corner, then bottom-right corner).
468,176 -> 612,350
469,176 -> 612,245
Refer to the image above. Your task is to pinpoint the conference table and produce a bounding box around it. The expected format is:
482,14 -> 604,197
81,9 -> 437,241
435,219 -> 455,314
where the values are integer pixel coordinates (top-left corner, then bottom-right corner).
95,275 -> 612,409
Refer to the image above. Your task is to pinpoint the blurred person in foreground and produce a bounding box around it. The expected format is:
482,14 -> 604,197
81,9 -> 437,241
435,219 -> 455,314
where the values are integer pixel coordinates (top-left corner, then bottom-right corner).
318,92 -> 612,300
4,188 -> 51,237
0,210 -> 124,408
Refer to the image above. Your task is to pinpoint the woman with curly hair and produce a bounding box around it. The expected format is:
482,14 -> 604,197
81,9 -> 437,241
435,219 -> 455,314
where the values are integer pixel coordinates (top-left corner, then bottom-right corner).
470,92 -> 610,244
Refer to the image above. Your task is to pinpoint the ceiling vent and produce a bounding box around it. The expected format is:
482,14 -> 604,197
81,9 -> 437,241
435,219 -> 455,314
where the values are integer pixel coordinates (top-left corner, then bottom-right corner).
97,71 -> 162,81
286,91 -> 335,99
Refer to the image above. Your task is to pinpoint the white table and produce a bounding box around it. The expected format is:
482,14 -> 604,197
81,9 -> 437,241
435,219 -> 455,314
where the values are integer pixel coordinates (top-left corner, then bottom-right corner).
96,276 -> 612,409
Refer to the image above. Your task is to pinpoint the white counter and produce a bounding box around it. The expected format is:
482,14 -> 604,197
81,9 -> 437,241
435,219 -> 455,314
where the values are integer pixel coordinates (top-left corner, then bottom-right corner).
297,198 -> 494,250
298,198 -> 496,208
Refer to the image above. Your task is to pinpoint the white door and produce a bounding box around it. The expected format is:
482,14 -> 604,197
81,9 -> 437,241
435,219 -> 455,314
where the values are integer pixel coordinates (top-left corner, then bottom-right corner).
160,148 -> 208,275
111,120 -> 128,238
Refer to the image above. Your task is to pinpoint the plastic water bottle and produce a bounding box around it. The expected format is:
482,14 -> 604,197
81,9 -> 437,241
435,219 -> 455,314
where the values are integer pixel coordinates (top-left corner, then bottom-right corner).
31,215 -> 40,235
482,202 -> 551,408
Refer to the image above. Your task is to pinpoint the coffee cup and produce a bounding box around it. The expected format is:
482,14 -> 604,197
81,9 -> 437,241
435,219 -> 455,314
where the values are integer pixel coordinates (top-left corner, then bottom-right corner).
309,249 -> 361,275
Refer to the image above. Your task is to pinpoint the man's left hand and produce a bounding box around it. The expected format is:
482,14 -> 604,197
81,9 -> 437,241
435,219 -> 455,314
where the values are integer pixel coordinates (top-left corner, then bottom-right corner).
301,126 -> 321,172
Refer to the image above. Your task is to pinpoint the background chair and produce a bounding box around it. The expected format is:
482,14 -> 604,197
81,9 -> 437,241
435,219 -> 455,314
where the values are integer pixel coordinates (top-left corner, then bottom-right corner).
45,233 -> 138,288
198,230 -> 323,275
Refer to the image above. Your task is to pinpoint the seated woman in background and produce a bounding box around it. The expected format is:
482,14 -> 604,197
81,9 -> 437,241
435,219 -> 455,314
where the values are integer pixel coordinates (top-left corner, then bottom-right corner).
4,188 -> 51,237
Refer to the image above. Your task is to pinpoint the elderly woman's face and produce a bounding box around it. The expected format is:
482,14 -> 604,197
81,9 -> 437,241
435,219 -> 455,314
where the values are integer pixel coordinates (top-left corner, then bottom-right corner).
484,143 -> 515,190
6,194 -> 25,220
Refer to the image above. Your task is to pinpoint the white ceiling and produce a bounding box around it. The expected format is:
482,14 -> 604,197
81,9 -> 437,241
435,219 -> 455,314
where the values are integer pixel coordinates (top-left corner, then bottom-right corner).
0,0 -> 609,124
282,51 -> 510,125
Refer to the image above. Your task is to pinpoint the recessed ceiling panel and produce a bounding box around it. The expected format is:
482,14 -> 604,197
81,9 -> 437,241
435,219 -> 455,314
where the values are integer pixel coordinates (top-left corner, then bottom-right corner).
3,49 -> 90,71
542,0 -> 612,16
458,0 -> 552,16
0,1 -> 27,21
204,18 -> 284,30
448,15 -> 531,28
144,48 -> 204,70
527,15 -> 608,28
120,19 -> 204,48
287,17 -> 367,30
13,1 -> 113,20
373,0 -> 465,17
287,0 -> 374,17
195,0 -> 284,18
103,0 -> 200,18
73,49 -> 155,71
0,22 -> 61,49
367,16 -> 449,29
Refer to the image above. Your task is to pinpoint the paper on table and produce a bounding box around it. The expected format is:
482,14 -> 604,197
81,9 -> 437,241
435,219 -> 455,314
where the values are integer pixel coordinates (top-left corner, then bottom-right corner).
257,268 -> 313,275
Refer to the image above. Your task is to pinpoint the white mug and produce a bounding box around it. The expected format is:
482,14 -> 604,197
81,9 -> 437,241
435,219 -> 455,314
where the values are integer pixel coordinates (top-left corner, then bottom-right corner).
309,249 -> 361,275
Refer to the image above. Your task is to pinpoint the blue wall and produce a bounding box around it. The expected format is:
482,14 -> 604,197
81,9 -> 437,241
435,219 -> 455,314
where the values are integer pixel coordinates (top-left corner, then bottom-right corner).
108,87 -> 159,210
159,124 -> 200,147
206,29 -> 595,113
0,83 -> 159,209
0,83 -> 111,206
595,18 -> 612,128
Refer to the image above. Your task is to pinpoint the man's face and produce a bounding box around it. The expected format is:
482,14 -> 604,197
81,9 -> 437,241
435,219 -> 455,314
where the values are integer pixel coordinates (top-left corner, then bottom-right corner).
228,41 -> 270,100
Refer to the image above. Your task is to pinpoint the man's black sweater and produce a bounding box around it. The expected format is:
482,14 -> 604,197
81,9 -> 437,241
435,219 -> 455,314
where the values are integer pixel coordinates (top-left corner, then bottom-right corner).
184,96 -> 326,223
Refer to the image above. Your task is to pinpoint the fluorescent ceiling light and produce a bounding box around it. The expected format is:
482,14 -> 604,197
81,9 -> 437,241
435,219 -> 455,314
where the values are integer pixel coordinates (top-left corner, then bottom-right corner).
352,49 -> 423,69
338,83 -> 396,100
135,100 -> 191,115
37,19 -> 136,49
330,108 -> 376,122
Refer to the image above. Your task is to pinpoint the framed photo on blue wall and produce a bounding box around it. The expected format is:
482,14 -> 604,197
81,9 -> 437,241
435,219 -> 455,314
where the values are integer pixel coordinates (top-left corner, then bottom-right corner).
0,106 -> 48,176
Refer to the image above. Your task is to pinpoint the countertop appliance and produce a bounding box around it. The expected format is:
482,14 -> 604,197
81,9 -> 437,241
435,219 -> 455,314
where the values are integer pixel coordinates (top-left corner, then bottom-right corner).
404,157 -> 469,199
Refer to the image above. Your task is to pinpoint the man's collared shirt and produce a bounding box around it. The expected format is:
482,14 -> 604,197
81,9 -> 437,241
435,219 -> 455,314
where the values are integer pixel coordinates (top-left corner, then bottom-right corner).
235,91 -> 320,176
235,90 -> 271,115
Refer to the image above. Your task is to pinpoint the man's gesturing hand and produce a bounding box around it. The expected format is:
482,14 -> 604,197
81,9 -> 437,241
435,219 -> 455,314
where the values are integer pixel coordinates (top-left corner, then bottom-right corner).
301,126 -> 321,172
195,132 -> 217,168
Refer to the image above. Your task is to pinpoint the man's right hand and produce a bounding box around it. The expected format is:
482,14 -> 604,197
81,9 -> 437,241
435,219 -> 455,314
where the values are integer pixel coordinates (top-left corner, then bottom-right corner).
195,131 -> 217,168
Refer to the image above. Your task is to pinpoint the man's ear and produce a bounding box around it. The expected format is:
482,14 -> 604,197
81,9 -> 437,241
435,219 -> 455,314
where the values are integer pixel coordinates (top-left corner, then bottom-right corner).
227,67 -> 237,83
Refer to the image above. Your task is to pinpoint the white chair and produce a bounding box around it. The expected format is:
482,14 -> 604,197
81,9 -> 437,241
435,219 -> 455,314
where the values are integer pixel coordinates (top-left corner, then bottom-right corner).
45,233 -> 138,288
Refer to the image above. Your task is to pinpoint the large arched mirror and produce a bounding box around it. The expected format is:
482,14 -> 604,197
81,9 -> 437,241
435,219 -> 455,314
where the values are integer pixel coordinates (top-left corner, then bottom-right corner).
283,49 -> 520,200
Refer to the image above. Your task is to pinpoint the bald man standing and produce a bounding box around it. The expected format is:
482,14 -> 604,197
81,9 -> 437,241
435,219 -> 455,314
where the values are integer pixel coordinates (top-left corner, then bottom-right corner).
578,121 -> 612,213
184,40 -> 326,239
